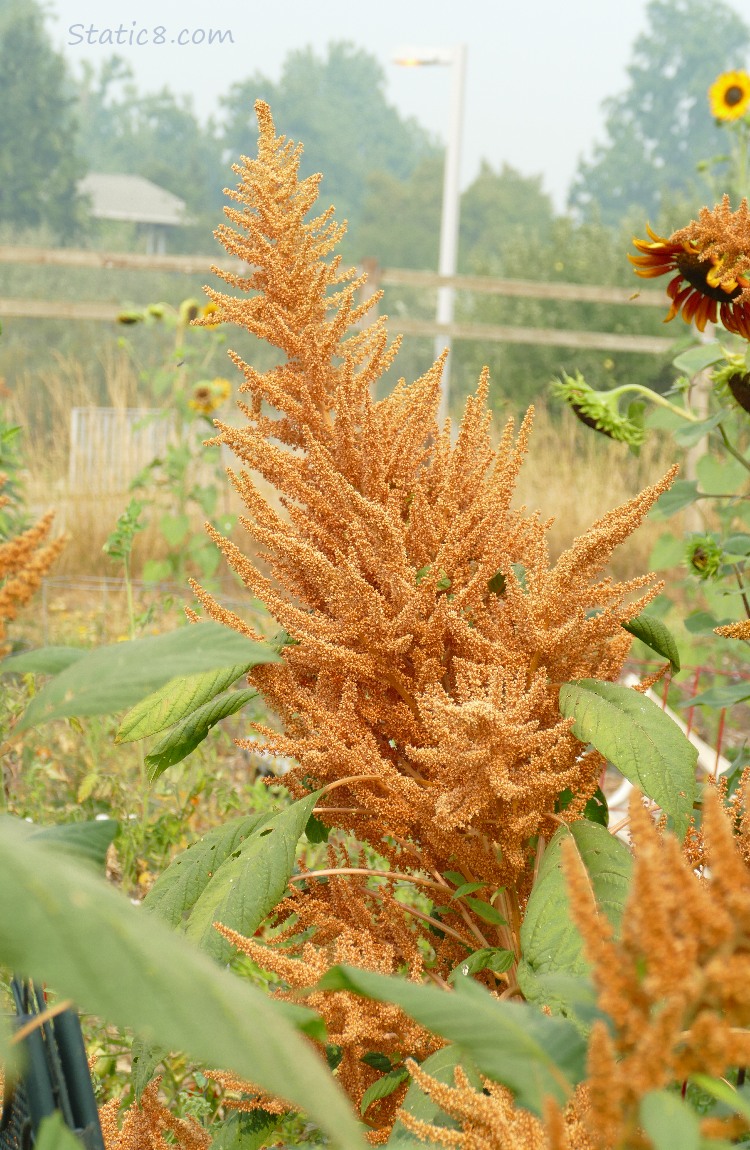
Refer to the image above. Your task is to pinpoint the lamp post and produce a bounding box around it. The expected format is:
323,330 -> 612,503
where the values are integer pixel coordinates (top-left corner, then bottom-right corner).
394,45 -> 467,424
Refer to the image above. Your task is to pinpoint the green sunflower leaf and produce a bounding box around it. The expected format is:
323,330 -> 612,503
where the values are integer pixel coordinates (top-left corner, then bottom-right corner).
649,480 -> 700,518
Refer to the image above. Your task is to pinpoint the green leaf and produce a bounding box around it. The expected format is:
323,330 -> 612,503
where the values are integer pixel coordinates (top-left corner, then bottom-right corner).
692,1075 -> 750,1124
144,689 -> 258,779
684,611 -> 722,634
722,533 -> 750,558
360,1068 -> 410,1114
317,966 -> 587,1115
361,1051 -> 395,1072
142,559 -> 172,583
696,452 -> 749,494
35,1113 -> 87,1150
685,682 -> 750,708
649,532 -> 686,570
143,813 -> 272,927
185,792 -> 323,961
15,622 -> 279,730
0,824 -> 368,1150
555,787 -> 609,828
0,646 -> 86,676
450,881 -> 485,900
650,480 -> 700,518
622,611 -> 681,672
386,1046 -> 480,1147
462,897 -> 506,926
131,1035 -> 167,1099
304,813 -> 331,844
558,680 -> 697,839
209,1110 -> 283,1150
673,411 -> 728,448
640,1090 -> 700,1150
517,822 -> 632,1007
29,818 -> 118,872
160,512 -> 190,547
672,343 -> 725,376
117,663 -> 254,743
448,947 -> 514,984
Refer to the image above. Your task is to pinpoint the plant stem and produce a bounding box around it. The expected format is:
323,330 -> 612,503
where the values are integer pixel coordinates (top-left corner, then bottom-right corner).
607,384 -> 703,422
717,423 -> 750,475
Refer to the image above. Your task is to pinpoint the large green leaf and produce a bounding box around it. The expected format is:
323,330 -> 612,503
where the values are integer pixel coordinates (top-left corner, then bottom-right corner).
318,967 -> 586,1116
0,647 -> 87,675
143,813 -> 273,927
559,680 -> 697,839
672,343 -> 725,376
14,623 -> 279,730
185,792 -> 323,962
673,411 -> 728,448
0,823 -> 367,1150
30,819 -> 119,871
640,1090 -> 700,1150
0,815 -> 119,873
650,480 -> 700,518
145,689 -> 258,779
685,681 -> 750,708
622,612 -> 681,673
386,1046 -> 481,1147
696,452 -> 750,496
117,664 -> 254,743
209,1110 -> 283,1150
517,822 -> 632,1007
35,1113 -> 88,1150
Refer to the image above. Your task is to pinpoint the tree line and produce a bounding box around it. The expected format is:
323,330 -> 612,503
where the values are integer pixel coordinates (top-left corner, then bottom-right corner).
2,0 -> 749,409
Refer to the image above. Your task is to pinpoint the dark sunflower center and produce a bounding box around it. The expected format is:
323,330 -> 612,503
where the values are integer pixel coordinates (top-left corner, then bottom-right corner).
675,252 -> 743,302
725,85 -> 744,107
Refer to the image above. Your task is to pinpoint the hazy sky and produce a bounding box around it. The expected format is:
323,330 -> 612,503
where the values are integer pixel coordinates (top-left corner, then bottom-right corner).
49,0 -> 705,210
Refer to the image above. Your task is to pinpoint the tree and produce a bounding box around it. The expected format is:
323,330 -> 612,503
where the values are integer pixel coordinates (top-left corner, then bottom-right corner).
75,58 -> 226,225
356,155 -> 443,268
220,42 -> 436,240
459,161 -> 556,271
569,0 -> 750,226
0,0 -> 86,237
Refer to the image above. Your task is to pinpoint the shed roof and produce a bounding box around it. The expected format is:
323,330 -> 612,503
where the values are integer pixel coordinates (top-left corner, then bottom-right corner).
78,173 -> 188,227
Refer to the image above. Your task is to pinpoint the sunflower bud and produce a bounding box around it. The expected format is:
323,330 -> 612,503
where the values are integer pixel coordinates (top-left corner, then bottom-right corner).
686,534 -> 723,581
728,372 -> 750,414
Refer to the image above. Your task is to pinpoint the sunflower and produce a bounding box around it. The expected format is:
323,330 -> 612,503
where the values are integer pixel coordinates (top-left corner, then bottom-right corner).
188,377 -> 232,415
201,301 -> 222,328
709,70 -> 750,122
629,197 -> 750,338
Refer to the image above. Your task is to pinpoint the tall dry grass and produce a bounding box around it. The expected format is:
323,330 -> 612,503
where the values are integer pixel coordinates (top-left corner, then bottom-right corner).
6,349 -> 678,586
517,404 -> 677,582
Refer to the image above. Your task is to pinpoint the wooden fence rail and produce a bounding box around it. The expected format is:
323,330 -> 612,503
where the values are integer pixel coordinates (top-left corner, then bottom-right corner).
0,245 -> 673,355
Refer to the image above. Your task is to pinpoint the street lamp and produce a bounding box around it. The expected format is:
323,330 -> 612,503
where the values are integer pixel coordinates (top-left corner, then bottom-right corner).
394,45 -> 467,424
